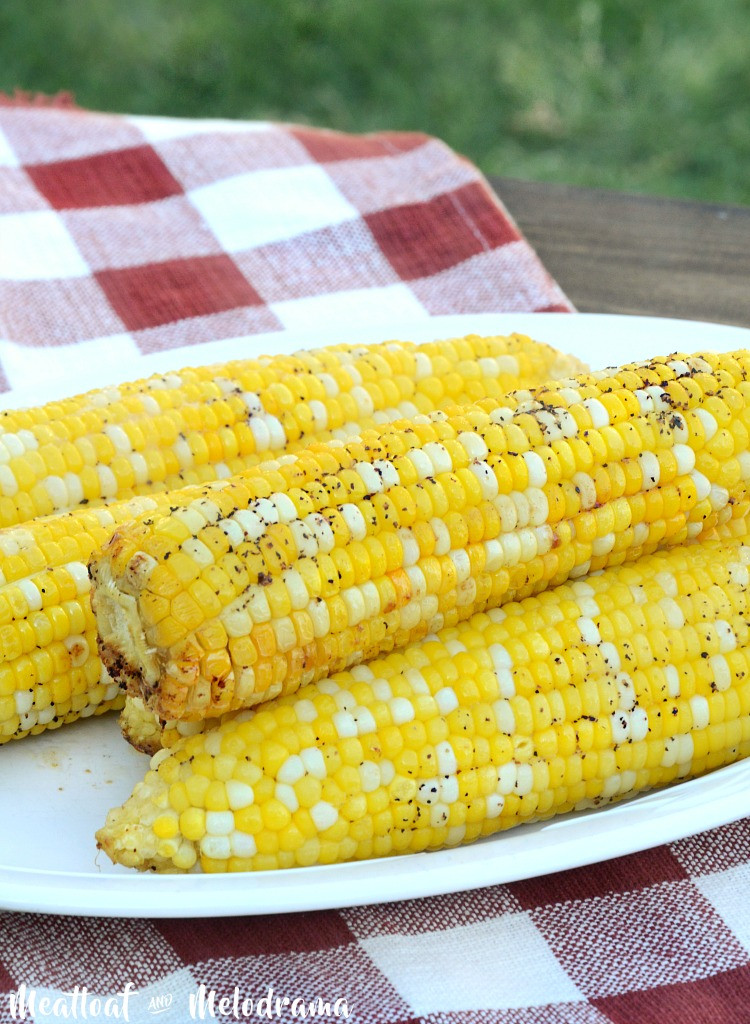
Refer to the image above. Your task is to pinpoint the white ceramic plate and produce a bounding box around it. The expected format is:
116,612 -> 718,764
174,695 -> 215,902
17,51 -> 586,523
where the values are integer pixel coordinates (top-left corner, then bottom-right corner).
2,312 -> 750,918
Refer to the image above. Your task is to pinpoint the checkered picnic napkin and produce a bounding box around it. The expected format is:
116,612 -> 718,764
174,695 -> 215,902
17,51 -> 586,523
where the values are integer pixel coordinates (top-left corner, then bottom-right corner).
0,94 -> 570,396
1,98 -> 749,1024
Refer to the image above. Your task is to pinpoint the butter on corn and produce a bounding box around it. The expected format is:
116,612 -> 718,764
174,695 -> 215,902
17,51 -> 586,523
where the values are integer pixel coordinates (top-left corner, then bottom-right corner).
0,333 -> 584,529
90,350 -> 750,730
0,333 -> 583,743
96,533 -> 750,873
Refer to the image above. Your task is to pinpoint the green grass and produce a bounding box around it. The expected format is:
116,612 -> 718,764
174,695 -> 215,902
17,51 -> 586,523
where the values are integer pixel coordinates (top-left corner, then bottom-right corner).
2,0 -> 749,205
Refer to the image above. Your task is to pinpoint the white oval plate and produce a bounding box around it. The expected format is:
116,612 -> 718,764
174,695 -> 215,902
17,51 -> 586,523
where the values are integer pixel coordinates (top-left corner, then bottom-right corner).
2,312 -> 750,918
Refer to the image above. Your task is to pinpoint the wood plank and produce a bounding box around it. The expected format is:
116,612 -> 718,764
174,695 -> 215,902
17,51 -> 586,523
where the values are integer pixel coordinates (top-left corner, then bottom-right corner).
490,178 -> 750,328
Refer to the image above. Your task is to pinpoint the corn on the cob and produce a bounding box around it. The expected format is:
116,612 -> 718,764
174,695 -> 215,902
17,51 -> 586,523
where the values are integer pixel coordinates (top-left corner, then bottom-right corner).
0,334 -> 583,744
90,350 -> 750,732
96,533 -> 750,872
0,334 -> 583,529
120,508 -> 750,756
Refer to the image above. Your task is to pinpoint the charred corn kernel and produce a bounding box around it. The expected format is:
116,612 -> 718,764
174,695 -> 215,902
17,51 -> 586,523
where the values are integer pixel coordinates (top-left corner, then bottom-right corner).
97,534 -> 750,873
0,334 -> 586,529
93,351 -> 750,738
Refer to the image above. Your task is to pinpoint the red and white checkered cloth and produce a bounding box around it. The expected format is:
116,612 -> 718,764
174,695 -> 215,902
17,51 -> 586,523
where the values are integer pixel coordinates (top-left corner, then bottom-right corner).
0,97 -> 570,396
1,100 -> 749,1024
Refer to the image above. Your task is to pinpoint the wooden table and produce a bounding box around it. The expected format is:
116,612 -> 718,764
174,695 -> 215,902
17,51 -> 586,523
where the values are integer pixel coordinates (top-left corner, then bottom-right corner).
491,178 -> 750,329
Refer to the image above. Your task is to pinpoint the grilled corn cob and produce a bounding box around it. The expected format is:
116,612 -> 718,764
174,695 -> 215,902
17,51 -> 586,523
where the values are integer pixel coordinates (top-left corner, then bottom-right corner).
0,334 -> 583,743
0,334 -> 583,529
121,508 -> 750,755
91,350 -> 750,734
96,533 -> 750,872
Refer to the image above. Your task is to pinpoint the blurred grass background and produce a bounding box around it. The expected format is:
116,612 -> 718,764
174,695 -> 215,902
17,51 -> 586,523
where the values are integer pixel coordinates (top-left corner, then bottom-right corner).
2,0 -> 749,205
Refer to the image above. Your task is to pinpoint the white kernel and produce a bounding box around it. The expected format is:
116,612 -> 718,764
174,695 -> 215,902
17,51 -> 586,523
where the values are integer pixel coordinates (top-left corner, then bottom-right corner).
577,596 -> 600,617
14,690 -> 33,715
174,436 -> 194,469
405,448 -> 433,479
225,780 -> 255,810
17,578 -> 43,611
527,488 -> 549,526
496,762 -> 517,795
104,424 -> 132,454
289,519 -> 319,559
340,503 -> 367,541
429,802 -> 450,827
431,517 -> 451,556
200,835 -> 231,859
307,599 -> 330,638
310,801 -> 338,832
371,678 -> 393,702
435,687 -> 459,714
694,408 -> 718,441
352,707 -> 377,734
424,442 -> 452,475
709,485 -> 730,513
690,469 -> 711,502
582,397 -> 610,427
398,527 -> 420,567
435,740 -> 458,775
659,597 -> 685,629
358,761 -> 381,792
522,451 -> 547,487
300,746 -> 327,779
379,759 -> 395,786
356,461 -> 385,494
350,385 -> 374,417
630,707 -> 649,742
485,794 -> 504,819
572,471 -> 597,510
265,415 -> 286,449
440,776 -> 459,803
248,417 -> 271,452
664,664 -> 681,698
577,616 -> 601,646
417,778 -> 440,805
67,562 -> 90,595
515,764 -> 534,796
341,586 -> 366,626
615,672 -> 637,711
229,831 -> 257,858
449,548 -> 471,583
484,538 -> 503,572
181,538 -> 214,568
709,653 -> 732,691
673,444 -> 695,475
294,699 -> 318,723
277,755 -> 305,786
275,782 -> 299,812
690,695 -> 710,730
611,711 -> 630,744
308,399 -> 328,431
205,810 -> 234,836
413,351 -> 432,380
389,697 -> 415,725
600,643 -> 621,672
458,431 -> 488,460
404,566 -> 426,601
174,506 -> 209,535
305,513 -> 335,553
469,460 -> 498,499
373,459 -> 399,489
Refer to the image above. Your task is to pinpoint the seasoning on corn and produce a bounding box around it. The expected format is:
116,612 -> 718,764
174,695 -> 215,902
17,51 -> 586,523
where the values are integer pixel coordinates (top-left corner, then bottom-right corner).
96,533 -> 750,872
0,333 -> 584,744
0,333 -> 584,529
90,350 -> 750,734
